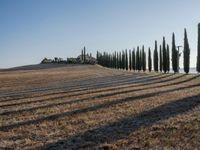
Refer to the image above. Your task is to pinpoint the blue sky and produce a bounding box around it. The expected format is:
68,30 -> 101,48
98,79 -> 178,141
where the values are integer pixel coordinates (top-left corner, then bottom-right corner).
0,0 -> 200,68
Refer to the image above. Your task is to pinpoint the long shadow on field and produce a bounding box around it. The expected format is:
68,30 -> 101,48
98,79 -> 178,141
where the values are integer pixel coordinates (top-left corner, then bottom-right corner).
0,74 -> 176,109
0,73 -> 160,103
0,74 -> 195,116
0,73 -> 165,103
43,93 -> 200,149
0,72 -> 149,95
0,79 -> 199,131
0,73 -> 135,97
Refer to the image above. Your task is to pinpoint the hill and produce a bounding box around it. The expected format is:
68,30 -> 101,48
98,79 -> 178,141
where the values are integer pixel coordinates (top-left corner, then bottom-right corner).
0,64 -> 200,149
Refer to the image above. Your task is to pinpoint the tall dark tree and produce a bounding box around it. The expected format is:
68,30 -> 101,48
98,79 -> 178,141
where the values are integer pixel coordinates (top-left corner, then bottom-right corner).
132,49 -> 136,71
122,51 -> 124,70
140,48 -> 142,71
83,46 -> 86,63
81,49 -> 84,62
142,46 -> 146,72
162,37 -> 167,73
136,47 -> 140,71
125,49 -> 128,70
197,23 -> 200,72
129,50 -> 132,70
154,40 -> 159,72
119,52 -> 122,69
183,28 -> 190,74
142,46 -> 146,71
113,52 -> 116,68
148,48 -> 152,72
144,52 -> 146,71
172,33 -> 178,73
116,52 -> 118,69
159,45 -> 163,72
167,44 -> 170,72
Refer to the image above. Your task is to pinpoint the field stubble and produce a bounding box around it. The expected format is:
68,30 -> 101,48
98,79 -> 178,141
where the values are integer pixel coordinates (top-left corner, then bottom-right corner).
0,64 -> 200,149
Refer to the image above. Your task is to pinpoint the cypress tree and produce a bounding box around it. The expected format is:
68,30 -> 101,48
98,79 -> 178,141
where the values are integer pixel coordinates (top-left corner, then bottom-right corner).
148,48 -> 152,72
122,51 -> 124,70
129,50 -> 132,70
197,23 -> 200,72
119,52 -> 122,69
81,49 -> 84,63
124,50 -> 126,70
113,52 -> 115,68
143,51 -> 146,72
154,40 -> 159,72
111,53 -> 112,68
183,28 -> 190,74
123,50 -> 126,70
111,54 -> 113,68
142,46 -> 145,71
97,52 -> 99,65
116,51 -> 118,69
167,44 -> 170,72
139,49 -> 142,71
159,45 -> 163,72
83,46 -> 86,63
132,49 -> 136,71
113,53 -> 115,68
115,51 -> 117,69
136,47 -> 140,71
162,37 -> 167,73
125,49 -> 128,70
141,46 -> 146,72
172,33 -> 178,73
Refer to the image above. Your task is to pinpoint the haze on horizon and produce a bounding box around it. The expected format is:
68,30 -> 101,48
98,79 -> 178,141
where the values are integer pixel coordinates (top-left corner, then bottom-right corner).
0,0 -> 200,68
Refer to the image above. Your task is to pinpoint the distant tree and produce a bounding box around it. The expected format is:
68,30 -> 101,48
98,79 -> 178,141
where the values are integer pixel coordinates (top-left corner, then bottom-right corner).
144,51 -> 146,72
123,50 -> 126,70
83,46 -> 86,63
132,49 -> 136,71
167,44 -> 170,72
119,51 -> 122,69
139,48 -> 142,71
183,28 -> 190,74
122,51 -> 124,70
115,51 -> 117,68
129,50 -> 132,70
172,33 -> 178,73
96,51 -> 99,63
159,45 -> 163,72
111,53 -> 114,68
197,23 -> 200,73
154,40 -> 159,72
116,52 -> 119,69
81,49 -> 84,62
125,49 -> 128,70
141,46 -> 146,72
136,47 -> 140,71
162,37 -> 167,73
142,46 -> 146,71
148,48 -> 152,72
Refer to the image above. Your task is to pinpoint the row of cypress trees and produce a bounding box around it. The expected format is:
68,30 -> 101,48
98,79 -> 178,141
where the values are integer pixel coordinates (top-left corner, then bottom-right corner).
97,26 -> 199,74
97,47 -> 148,72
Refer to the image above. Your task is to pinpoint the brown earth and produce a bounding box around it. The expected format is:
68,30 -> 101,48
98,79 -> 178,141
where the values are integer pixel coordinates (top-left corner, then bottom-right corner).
0,64 -> 200,150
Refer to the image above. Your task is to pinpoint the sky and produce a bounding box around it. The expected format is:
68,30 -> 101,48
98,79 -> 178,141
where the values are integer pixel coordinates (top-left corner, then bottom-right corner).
0,0 -> 200,68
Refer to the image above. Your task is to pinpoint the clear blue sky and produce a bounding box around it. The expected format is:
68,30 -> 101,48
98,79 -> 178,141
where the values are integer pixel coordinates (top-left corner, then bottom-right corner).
0,0 -> 200,68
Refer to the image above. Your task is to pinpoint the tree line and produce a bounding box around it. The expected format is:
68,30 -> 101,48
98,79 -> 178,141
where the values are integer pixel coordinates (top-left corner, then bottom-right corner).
97,24 -> 200,74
